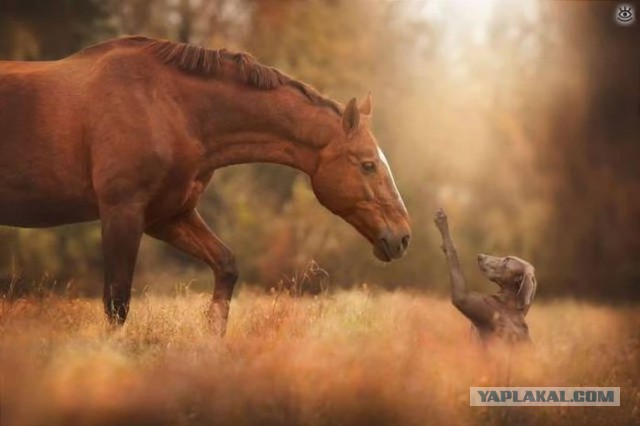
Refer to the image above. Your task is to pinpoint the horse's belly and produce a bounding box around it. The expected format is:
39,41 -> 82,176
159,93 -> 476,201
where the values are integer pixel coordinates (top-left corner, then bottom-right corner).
0,163 -> 97,227
0,198 -> 98,228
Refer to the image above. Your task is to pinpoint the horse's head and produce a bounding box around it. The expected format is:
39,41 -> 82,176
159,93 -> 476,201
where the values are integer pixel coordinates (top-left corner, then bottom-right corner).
311,94 -> 411,262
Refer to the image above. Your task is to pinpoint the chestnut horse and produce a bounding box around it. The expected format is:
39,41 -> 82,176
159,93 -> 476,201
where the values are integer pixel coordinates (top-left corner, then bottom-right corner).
0,36 -> 411,334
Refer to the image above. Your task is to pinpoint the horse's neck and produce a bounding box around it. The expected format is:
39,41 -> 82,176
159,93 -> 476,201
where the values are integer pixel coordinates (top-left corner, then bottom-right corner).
185,80 -> 341,175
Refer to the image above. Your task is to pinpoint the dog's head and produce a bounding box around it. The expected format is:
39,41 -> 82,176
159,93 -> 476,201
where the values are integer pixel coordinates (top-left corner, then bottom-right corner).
477,254 -> 537,314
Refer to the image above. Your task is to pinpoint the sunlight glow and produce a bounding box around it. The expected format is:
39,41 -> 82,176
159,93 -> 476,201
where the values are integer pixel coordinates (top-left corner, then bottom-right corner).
420,0 -> 498,44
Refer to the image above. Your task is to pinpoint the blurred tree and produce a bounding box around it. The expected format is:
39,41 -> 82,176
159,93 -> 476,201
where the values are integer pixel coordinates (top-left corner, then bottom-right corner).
1,0 -> 638,299
0,0 -> 112,59
537,2 -> 640,298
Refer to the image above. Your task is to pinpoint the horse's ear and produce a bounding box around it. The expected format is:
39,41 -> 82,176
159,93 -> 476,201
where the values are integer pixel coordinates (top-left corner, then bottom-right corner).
359,91 -> 373,116
517,269 -> 537,315
342,97 -> 360,137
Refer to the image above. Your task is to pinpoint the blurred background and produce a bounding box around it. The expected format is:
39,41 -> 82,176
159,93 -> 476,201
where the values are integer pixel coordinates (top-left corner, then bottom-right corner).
0,0 -> 638,300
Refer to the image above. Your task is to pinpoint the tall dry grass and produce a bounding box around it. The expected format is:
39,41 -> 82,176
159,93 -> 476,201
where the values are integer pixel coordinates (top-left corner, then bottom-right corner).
1,288 -> 638,425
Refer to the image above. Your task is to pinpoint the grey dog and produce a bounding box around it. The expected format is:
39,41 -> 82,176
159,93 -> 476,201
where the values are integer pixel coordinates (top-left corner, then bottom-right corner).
434,208 -> 537,344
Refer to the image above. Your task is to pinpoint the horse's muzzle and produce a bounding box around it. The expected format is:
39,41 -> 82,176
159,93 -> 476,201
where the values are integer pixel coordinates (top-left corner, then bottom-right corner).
374,230 -> 410,262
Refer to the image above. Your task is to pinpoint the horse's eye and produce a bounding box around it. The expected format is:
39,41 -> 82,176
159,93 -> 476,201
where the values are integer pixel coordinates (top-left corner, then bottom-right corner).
361,161 -> 376,174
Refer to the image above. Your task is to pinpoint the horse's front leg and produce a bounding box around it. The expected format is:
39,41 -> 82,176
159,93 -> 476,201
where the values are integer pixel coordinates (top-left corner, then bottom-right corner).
146,209 -> 238,336
100,203 -> 145,326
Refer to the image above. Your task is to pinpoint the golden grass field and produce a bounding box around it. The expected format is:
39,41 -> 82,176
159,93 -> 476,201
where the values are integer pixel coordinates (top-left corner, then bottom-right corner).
1,288 -> 638,426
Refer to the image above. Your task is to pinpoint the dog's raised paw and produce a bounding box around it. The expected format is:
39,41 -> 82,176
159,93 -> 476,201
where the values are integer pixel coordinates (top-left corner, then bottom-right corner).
434,208 -> 448,228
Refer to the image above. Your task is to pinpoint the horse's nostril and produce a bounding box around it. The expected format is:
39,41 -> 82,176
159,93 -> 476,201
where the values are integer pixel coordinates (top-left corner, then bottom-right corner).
401,234 -> 410,250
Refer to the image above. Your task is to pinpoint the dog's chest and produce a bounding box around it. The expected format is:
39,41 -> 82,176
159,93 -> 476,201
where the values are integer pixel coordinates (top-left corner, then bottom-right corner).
490,309 -> 530,342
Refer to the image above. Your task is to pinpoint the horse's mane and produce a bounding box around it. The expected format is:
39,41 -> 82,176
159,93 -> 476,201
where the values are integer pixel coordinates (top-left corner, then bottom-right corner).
80,36 -> 342,116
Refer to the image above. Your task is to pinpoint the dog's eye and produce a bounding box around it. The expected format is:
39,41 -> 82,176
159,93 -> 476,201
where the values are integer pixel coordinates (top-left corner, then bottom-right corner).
361,161 -> 376,174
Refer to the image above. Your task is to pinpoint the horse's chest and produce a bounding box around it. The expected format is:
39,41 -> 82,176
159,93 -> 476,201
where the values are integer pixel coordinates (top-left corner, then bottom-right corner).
146,171 -> 212,223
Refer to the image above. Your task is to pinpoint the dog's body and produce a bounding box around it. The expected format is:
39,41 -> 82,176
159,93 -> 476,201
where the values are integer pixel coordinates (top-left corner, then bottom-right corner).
434,209 -> 537,344
467,290 -> 531,343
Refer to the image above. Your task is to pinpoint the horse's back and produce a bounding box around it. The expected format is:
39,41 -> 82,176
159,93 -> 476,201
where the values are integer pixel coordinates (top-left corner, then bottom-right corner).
0,58 -> 89,137
0,58 -> 100,227
0,43 -> 187,227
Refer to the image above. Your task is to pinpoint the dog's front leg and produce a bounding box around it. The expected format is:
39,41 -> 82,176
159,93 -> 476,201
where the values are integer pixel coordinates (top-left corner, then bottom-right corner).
434,209 -> 495,326
434,208 -> 468,303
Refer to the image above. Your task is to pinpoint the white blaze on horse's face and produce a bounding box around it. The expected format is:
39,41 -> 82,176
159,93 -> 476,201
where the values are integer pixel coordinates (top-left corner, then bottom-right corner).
377,146 -> 408,216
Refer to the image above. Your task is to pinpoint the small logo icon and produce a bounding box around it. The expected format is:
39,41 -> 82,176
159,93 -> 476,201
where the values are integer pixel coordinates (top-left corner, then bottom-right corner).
615,4 -> 635,25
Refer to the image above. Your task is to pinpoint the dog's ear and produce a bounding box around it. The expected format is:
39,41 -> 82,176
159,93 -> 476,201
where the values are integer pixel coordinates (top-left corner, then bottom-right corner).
517,269 -> 537,315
